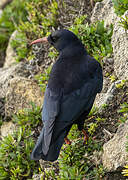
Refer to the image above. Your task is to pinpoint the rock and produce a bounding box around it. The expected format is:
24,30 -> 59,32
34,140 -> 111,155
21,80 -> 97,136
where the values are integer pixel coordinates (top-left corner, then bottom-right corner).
5,77 -> 43,116
0,98 -> 5,118
0,62 -> 30,98
91,0 -> 118,26
0,0 -> 12,9
4,30 -> 18,68
32,174 -> 43,180
95,80 -> 128,108
102,121 -> 128,171
103,57 -> 114,65
112,11 -> 128,80
1,121 -> 15,138
91,0 -> 128,80
95,81 -> 116,107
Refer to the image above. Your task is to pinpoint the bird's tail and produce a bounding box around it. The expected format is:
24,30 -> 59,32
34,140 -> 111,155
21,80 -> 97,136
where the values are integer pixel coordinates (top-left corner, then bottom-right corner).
31,125 -> 70,162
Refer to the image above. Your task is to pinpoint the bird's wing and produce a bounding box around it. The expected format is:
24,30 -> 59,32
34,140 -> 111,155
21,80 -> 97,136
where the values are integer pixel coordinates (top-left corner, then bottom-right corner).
58,79 -> 98,126
41,87 -> 61,155
31,86 -> 62,160
31,61 -> 103,161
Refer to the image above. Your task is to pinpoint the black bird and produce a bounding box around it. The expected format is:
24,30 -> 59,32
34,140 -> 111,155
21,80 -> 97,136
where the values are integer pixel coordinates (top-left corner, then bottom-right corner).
30,29 -> 103,162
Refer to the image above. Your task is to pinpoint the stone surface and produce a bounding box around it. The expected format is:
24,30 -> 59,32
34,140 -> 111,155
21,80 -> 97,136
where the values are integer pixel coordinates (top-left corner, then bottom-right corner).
1,121 -> 15,138
112,11 -> 128,80
91,0 -> 118,26
0,98 -> 5,118
102,121 -> 128,171
4,30 -> 17,68
92,0 -> 128,108
0,62 -> 30,98
95,80 -> 128,108
0,0 -> 12,9
91,0 -> 128,80
32,174 -> 43,180
5,77 -> 43,116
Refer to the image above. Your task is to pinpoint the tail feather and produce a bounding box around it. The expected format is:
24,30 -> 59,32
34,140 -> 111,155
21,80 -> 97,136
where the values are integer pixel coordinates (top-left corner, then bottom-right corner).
31,127 -> 68,161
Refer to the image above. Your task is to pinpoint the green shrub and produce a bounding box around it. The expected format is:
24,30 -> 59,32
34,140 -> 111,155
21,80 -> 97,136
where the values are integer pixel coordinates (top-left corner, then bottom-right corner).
0,103 -> 42,179
0,0 -> 28,52
34,66 -> 52,92
18,0 -> 58,40
11,31 -> 28,62
119,15 -> 128,30
9,0 -> 59,62
69,16 -> 113,63
112,0 -> 128,16
58,125 -> 104,179
117,102 -> 128,124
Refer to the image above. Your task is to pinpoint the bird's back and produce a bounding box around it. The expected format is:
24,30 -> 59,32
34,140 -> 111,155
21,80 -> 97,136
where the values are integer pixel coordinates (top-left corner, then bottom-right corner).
48,53 -> 103,95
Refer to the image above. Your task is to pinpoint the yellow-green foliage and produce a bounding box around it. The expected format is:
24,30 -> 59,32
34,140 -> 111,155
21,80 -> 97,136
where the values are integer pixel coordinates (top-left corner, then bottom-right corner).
0,0 -> 28,51
19,0 -> 58,40
122,165 -> 128,176
116,80 -> 127,89
0,103 -> 42,179
10,0 -> 59,61
34,66 -> 52,92
69,16 -> 113,63
119,15 -> 128,30
112,0 -> 128,16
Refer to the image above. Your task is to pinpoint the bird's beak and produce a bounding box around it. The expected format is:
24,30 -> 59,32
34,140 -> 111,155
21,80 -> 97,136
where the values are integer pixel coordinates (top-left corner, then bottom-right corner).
30,37 -> 48,46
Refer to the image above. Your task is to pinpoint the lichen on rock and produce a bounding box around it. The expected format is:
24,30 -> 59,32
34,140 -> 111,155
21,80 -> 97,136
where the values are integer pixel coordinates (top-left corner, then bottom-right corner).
102,121 -> 128,171
5,77 -> 44,116
112,11 -> 128,80
4,30 -> 18,68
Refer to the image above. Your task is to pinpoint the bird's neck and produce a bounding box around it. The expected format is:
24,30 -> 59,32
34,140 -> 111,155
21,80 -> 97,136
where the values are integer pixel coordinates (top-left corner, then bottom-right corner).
59,45 -> 87,60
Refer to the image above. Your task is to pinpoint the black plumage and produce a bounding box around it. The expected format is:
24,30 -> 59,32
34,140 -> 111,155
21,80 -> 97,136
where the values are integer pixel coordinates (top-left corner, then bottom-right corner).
31,29 -> 103,162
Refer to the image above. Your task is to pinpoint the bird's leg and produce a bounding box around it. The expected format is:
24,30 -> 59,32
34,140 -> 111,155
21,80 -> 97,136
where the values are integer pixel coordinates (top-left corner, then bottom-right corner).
64,137 -> 71,145
82,129 -> 88,142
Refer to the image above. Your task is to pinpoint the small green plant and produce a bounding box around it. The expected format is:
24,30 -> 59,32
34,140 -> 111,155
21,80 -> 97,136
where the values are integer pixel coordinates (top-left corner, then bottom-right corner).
0,0 -> 28,52
18,0 -> 58,41
35,66 -> 52,92
119,15 -> 128,30
88,117 -> 105,135
58,131 -> 104,179
101,103 -> 109,109
0,103 -> 42,179
48,47 -> 58,59
122,136 -> 128,177
116,80 -> 126,88
11,31 -> 28,62
117,102 -> 128,124
112,0 -> 128,16
109,75 -> 117,82
117,102 -> 128,114
122,165 -> 128,176
69,16 -> 113,63
9,0 -> 59,62
88,106 -> 99,117
59,165 -> 83,179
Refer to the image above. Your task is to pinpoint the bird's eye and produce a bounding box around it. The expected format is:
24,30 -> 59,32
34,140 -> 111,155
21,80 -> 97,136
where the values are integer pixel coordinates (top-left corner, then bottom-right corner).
50,35 -> 57,42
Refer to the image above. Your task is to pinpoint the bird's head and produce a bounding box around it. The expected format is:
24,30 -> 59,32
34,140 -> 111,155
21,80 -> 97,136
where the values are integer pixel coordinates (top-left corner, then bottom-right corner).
30,29 -> 84,52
